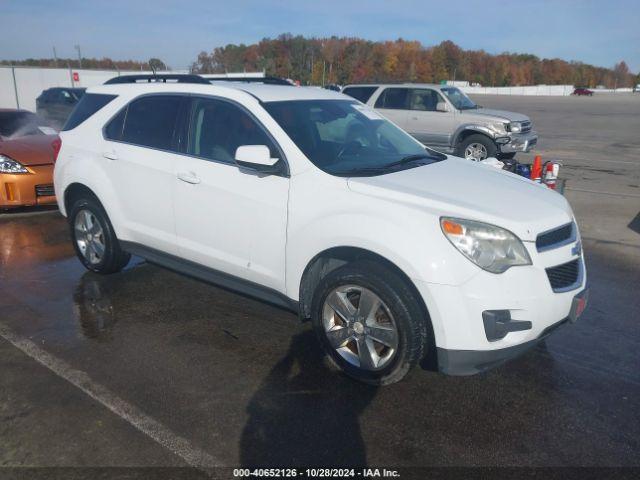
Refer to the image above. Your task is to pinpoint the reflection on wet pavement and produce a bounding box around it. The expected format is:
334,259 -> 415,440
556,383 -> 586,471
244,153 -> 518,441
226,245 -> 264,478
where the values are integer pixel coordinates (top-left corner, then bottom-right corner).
1,211 -> 639,467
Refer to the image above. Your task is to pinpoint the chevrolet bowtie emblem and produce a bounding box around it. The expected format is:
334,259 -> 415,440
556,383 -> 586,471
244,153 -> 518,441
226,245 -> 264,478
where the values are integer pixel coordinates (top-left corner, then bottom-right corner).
572,240 -> 582,257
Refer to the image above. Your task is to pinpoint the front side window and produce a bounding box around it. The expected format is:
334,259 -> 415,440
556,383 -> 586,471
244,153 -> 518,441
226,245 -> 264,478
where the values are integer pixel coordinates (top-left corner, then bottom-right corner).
408,89 -> 443,112
187,97 -> 278,163
440,87 -> 477,110
121,95 -> 182,150
264,100 -> 444,177
374,88 -> 409,109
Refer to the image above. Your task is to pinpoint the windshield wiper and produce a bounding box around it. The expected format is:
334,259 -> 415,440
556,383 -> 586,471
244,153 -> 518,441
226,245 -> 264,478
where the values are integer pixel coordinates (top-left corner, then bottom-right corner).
338,153 -> 443,177
382,153 -> 434,170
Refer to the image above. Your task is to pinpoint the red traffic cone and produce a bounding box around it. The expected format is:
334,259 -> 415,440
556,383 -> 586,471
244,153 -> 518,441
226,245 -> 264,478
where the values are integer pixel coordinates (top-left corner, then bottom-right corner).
531,155 -> 542,182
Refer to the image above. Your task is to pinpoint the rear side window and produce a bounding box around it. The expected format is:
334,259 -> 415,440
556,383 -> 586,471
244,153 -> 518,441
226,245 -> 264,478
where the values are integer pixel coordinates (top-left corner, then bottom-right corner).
121,95 -> 182,150
342,86 -> 377,103
374,88 -> 409,109
62,93 -> 117,131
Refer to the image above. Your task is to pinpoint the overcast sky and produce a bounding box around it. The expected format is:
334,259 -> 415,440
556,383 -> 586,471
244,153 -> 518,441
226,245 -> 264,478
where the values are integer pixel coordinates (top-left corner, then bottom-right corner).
1,0 -> 638,72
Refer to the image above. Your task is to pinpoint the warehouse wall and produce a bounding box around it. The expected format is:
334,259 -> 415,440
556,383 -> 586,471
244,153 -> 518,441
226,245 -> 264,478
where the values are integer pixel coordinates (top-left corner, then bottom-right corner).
0,66 -> 185,111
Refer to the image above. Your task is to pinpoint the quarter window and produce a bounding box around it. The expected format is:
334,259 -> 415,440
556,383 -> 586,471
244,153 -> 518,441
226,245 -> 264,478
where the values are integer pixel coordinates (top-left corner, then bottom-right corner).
63,93 -> 117,131
188,97 -> 278,163
121,95 -> 182,150
374,88 -> 409,109
104,108 -> 126,141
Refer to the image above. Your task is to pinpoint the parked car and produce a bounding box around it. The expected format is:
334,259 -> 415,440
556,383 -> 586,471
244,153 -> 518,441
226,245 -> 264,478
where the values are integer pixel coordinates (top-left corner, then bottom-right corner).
342,84 -> 538,161
572,88 -> 593,96
0,109 -> 60,209
36,87 -> 86,129
54,75 -> 588,385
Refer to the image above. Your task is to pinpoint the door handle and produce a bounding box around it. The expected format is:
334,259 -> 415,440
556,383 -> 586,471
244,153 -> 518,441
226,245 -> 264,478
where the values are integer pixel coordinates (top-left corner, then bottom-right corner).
102,152 -> 118,161
177,171 -> 201,184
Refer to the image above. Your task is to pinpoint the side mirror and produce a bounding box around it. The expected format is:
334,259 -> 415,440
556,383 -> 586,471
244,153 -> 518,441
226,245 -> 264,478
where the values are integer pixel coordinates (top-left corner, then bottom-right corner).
436,102 -> 450,112
234,145 -> 281,175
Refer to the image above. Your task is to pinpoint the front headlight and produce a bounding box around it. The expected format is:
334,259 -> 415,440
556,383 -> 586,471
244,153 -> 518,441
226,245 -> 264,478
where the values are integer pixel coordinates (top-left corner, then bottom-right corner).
488,122 -> 508,135
441,217 -> 532,273
508,122 -> 522,133
0,155 -> 29,174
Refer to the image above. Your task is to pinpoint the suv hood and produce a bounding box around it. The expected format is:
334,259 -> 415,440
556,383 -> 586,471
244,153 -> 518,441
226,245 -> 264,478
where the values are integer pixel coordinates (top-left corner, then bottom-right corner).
347,156 -> 572,242
462,108 -> 530,123
0,134 -> 58,166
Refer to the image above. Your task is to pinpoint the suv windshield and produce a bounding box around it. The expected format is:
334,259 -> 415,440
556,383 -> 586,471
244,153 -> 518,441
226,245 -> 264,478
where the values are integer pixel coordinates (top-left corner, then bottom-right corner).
264,100 -> 445,176
440,87 -> 477,110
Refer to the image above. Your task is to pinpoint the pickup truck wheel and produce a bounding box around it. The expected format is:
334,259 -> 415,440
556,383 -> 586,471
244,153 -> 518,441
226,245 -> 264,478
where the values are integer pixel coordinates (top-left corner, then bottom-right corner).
311,261 -> 427,385
69,197 -> 130,274
457,134 -> 497,161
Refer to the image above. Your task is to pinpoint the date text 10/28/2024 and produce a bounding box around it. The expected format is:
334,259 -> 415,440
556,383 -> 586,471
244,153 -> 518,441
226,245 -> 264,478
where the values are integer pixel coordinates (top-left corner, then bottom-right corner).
233,468 -> 400,478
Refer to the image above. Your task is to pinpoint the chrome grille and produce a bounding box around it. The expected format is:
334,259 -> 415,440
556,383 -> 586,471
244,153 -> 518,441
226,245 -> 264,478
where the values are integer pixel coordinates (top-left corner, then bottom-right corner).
546,259 -> 581,292
35,184 -> 55,197
536,222 -> 575,252
520,121 -> 532,133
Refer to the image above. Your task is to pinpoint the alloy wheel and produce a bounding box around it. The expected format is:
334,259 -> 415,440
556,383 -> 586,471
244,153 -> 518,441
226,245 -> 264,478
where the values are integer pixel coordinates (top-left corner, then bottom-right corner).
322,285 -> 399,371
74,209 -> 106,266
464,142 -> 488,161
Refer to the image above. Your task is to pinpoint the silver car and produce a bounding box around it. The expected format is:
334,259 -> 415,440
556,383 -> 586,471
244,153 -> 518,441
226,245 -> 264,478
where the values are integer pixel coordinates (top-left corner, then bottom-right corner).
342,84 -> 538,161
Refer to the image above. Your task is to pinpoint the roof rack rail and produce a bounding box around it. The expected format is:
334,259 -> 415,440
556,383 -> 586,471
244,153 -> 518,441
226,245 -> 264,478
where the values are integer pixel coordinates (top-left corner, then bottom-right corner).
104,74 -> 210,85
208,76 -> 293,86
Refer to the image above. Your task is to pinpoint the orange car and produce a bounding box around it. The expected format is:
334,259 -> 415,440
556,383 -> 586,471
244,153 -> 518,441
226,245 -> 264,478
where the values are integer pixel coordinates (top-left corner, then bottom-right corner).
0,109 -> 60,209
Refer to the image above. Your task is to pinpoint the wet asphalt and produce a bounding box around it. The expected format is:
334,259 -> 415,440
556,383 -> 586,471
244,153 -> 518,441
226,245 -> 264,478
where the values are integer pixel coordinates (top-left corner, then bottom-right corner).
1,95 -> 639,473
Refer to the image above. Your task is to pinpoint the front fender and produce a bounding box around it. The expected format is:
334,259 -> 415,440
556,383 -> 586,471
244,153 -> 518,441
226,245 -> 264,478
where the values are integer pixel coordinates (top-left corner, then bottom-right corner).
451,124 -> 497,146
286,174 -> 478,300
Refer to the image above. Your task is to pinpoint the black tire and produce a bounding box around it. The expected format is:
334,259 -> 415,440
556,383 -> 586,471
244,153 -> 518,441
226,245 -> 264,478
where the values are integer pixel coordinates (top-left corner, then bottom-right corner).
68,196 -> 130,274
310,261 -> 428,385
456,133 -> 497,161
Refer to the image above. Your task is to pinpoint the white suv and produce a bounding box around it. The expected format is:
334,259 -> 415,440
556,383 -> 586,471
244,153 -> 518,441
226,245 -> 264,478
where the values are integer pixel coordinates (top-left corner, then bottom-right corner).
54,75 -> 588,385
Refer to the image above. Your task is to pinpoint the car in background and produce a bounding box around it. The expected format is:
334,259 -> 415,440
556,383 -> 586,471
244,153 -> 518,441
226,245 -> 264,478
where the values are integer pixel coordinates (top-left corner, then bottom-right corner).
36,87 -> 86,129
572,88 -> 593,96
342,83 -> 537,161
0,109 -> 60,209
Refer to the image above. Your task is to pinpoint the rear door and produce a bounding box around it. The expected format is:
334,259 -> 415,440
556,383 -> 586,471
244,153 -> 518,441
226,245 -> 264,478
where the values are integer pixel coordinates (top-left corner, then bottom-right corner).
372,88 -> 409,129
404,88 -> 455,148
173,96 -> 289,291
102,94 -> 184,255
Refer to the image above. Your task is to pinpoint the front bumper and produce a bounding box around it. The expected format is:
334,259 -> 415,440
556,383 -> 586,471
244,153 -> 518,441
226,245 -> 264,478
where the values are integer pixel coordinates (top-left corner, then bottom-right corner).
498,130 -> 538,153
0,165 -> 56,208
437,288 -> 588,375
414,240 -> 587,375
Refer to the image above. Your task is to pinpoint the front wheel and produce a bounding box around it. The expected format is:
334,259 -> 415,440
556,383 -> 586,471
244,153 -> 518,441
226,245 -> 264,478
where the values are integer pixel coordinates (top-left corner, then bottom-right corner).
311,261 -> 428,385
456,134 -> 497,161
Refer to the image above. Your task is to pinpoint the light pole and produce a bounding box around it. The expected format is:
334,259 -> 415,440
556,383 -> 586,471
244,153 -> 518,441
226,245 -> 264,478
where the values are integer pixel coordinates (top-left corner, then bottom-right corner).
74,44 -> 82,69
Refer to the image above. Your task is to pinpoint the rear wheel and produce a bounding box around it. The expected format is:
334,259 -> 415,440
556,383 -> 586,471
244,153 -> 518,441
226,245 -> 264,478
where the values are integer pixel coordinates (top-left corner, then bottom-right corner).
457,134 -> 497,161
311,261 -> 428,385
69,197 -> 130,274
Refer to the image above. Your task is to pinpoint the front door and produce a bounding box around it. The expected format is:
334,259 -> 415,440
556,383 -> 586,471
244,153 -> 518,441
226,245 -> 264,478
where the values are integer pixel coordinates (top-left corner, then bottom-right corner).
404,88 -> 456,148
174,96 -> 289,291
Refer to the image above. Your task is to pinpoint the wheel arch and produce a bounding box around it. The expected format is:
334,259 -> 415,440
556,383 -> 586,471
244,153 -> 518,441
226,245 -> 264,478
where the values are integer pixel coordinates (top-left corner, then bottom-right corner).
453,125 -> 495,149
297,246 -> 437,366
64,182 -> 103,215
